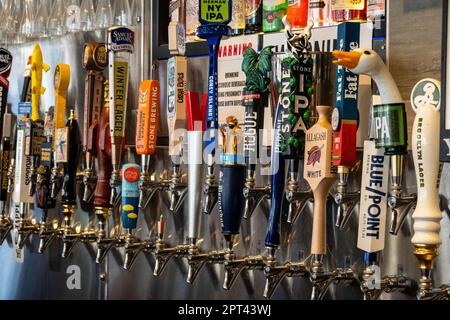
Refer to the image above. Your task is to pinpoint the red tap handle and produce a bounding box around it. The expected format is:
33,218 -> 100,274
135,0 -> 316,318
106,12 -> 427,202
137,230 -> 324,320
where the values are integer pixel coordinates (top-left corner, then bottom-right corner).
186,92 -> 203,132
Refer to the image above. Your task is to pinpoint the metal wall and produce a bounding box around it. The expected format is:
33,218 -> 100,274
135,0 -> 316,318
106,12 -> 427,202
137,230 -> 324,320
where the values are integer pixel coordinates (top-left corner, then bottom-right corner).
0,0 -> 449,300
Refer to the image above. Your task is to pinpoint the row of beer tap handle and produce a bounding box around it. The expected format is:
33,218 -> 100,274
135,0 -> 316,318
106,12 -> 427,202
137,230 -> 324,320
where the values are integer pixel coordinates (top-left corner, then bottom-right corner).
0,20 -> 449,300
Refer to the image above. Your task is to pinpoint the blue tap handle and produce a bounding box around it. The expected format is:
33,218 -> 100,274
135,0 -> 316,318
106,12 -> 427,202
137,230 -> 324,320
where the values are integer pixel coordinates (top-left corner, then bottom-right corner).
264,105 -> 285,248
219,165 -> 246,236
121,163 -> 141,230
197,24 -> 230,161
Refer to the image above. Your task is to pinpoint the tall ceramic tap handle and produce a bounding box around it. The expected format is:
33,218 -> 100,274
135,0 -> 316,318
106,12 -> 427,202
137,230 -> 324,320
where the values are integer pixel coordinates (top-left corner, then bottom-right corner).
411,79 -> 442,248
304,105 -> 336,255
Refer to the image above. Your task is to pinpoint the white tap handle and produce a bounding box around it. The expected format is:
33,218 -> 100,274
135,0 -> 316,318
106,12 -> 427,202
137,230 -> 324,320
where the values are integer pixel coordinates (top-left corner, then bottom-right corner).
411,79 -> 442,247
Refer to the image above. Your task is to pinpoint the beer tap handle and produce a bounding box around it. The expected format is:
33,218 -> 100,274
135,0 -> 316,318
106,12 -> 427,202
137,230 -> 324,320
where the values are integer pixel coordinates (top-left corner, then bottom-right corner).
197,2 -> 232,216
264,106 -> 285,250
37,108 -> 58,253
0,48 -> 12,135
304,105 -> 336,256
107,27 -> 135,206
51,64 -> 71,199
136,80 -> 160,210
185,91 -> 204,244
219,115 -> 246,250
0,108 -> 12,245
93,84 -> 113,210
410,79 -> 444,298
82,42 -> 107,203
122,163 -> 146,270
31,44 -> 50,122
60,110 -> 82,258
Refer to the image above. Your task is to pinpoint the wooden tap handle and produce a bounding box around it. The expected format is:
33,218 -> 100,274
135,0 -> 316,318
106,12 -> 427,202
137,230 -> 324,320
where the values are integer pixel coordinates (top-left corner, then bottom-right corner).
93,92 -> 113,209
411,79 -> 442,247
304,105 -> 336,255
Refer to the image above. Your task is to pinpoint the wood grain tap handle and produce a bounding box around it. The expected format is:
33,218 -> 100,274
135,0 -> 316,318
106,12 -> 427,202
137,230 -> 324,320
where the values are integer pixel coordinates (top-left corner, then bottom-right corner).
93,82 -> 113,208
304,105 -> 336,255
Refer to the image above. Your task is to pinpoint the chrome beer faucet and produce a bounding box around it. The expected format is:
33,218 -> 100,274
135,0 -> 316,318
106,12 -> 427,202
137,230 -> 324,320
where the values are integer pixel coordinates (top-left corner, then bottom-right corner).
334,167 -> 361,230
285,163 -> 313,225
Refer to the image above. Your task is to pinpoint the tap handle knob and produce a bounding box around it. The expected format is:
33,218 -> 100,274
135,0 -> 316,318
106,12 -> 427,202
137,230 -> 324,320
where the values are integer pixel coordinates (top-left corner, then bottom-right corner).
304,105 -> 336,255
93,82 -> 113,208
410,79 -> 442,247
61,111 -> 81,206
121,163 -> 141,230
136,80 -> 160,157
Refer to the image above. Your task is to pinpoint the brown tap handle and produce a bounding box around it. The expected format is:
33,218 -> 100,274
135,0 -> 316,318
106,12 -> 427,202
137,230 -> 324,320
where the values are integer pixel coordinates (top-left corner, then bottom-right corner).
93,84 -> 113,208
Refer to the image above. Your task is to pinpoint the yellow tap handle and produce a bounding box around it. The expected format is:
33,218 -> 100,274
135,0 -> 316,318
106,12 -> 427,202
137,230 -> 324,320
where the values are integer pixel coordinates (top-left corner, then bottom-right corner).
30,44 -> 50,121
53,64 -> 71,149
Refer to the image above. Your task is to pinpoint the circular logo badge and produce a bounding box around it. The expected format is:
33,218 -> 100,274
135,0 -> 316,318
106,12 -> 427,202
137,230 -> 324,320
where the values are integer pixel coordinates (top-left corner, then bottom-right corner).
411,78 -> 441,112
331,108 -> 341,131
124,166 -> 139,183
0,48 -> 13,77
94,45 -> 107,69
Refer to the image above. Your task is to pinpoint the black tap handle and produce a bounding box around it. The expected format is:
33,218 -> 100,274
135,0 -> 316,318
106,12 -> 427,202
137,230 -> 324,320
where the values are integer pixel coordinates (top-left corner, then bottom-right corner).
61,112 -> 82,206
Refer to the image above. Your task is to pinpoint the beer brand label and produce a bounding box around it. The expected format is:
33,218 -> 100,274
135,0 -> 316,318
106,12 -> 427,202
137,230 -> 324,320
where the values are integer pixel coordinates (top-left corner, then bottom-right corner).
121,164 -> 141,229
13,128 -> 34,204
55,128 -> 69,163
333,22 -> 360,167
0,48 -> 13,77
109,28 -> 135,52
199,0 -> 232,25
331,0 -> 365,10
18,102 -> 32,120
111,60 -> 129,138
373,103 -> 407,150
357,140 -> 389,253
136,81 -> 160,155
278,57 -> 312,160
304,119 -> 335,190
